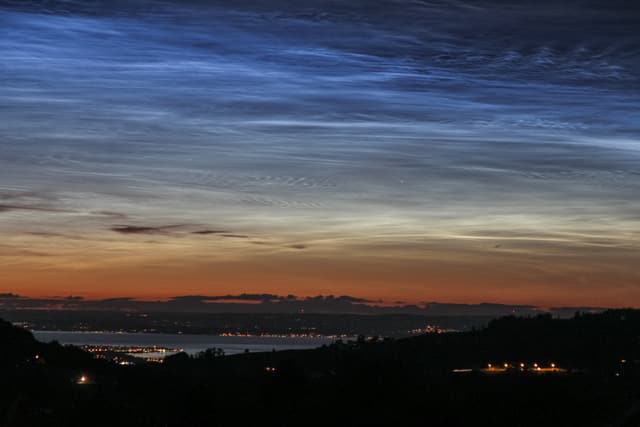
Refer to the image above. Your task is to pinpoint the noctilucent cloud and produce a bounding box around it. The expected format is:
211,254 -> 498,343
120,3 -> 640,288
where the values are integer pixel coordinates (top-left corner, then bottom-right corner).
0,0 -> 639,306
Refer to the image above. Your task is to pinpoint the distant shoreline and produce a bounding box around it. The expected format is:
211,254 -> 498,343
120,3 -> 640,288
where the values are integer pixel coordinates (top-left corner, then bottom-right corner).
32,330 -> 341,356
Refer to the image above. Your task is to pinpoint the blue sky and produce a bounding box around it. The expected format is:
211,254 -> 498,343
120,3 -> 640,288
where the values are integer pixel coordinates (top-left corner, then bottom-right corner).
0,0 -> 639,305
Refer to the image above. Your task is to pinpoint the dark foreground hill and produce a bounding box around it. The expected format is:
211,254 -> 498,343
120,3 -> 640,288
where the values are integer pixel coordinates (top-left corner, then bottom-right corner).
1,310 -> 640,426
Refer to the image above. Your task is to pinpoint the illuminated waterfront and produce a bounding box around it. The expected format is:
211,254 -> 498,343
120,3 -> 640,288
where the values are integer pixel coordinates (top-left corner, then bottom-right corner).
33,330 -> 338,356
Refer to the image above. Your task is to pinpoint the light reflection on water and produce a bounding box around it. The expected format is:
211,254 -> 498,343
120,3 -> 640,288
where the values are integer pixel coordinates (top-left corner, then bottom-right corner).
33,330 -> 339,356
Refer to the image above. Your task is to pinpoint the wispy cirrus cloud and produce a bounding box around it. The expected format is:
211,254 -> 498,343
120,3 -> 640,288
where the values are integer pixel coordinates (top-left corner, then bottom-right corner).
0,0 -> 638,304
0,203 -> 67,213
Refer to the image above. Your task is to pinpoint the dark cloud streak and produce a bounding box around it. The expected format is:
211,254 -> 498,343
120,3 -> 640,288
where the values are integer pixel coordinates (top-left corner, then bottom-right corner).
110,225 -> 186,234
192,230 -> 228,235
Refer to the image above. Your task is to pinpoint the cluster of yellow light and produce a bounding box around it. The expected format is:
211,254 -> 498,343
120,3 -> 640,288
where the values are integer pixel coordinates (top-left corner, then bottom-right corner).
82,345 -> 182,354
218,332 -> 339,338
484,361 -> 561,372
408,325 -> 446,335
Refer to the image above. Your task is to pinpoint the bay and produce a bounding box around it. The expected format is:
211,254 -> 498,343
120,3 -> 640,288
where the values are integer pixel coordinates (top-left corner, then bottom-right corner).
33,330 -> 338,356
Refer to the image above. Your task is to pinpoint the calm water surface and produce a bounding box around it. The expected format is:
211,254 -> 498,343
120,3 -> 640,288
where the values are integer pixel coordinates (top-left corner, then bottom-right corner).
33,330 -> 337,356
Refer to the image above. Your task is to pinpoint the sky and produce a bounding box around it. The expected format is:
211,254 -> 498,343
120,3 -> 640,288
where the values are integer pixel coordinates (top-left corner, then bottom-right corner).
0,0 -> 639,307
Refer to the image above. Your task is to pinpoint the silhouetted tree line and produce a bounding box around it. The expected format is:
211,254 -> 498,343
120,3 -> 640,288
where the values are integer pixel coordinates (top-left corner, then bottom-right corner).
1,310 -> 640,426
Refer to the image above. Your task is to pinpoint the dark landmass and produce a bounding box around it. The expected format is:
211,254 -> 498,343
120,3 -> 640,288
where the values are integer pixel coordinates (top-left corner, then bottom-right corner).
0,293 -> 605,337
1,309 -> 493,336
1,309 -> 640,426
0,292 -> 604,317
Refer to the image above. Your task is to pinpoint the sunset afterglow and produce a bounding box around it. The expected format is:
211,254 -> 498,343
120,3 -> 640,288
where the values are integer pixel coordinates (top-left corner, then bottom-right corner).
1,1 -> 638,307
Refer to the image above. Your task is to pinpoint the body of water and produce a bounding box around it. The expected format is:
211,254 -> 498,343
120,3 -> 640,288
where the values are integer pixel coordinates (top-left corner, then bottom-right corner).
33,331 -> 337,356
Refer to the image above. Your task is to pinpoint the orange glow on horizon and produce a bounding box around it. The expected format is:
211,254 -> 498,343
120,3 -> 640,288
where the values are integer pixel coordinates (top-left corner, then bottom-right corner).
1,224 -> 638,308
